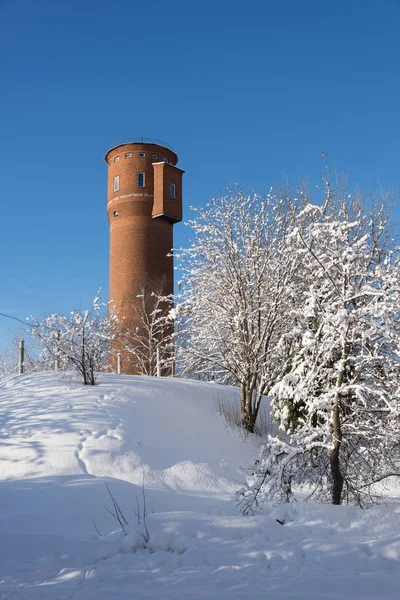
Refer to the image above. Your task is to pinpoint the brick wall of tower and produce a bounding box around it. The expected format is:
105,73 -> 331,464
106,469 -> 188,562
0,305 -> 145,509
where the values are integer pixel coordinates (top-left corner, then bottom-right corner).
153,162 -> 183,222
105,141 -> 183,374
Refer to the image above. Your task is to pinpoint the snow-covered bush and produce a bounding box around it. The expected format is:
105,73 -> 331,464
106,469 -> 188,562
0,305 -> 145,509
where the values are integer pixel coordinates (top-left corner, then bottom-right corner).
173,187 -> 303,432
119,289 -> 174,376
240,184 -> 400,509
31,294 -> 118,385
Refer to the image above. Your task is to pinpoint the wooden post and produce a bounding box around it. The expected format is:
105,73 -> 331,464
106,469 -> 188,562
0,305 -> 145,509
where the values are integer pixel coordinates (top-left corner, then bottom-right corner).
18,340 -> 25,374
171,354 -> 175,377
54,330 -> 60,371
156,346 -> 161,377
117,353 -> 122,375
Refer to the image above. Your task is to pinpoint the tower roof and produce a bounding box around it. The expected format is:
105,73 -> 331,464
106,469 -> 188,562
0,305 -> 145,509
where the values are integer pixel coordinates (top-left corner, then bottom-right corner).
104,137 -> 178,164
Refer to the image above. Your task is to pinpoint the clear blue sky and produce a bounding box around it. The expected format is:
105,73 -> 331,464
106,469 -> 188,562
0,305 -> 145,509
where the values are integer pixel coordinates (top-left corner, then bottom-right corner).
0,0 -> 399,351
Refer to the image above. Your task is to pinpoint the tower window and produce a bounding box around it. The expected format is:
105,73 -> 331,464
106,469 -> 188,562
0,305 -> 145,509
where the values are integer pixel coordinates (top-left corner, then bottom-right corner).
170,183 -> 176,199
138,172 -> 145,187
164,157 -> 169,163
152,154 -> 158,160
114,156 -> 120,163
139,152 -> 145,157
113,210 -> 119,217
125,152 -> 132,158
113,176 -> 119,192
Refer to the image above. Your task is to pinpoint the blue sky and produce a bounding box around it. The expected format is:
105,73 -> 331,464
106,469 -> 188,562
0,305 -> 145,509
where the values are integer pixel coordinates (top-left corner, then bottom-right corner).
0,0 -> 399,352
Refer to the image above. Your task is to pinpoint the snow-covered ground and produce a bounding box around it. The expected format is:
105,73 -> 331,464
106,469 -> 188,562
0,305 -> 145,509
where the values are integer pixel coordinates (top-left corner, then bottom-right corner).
0,372 -> 399,599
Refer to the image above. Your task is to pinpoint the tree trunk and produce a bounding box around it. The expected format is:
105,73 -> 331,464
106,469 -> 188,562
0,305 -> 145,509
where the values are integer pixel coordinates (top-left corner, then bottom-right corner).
241,385 -> 256,433
330,396 -> 343,505
81,327 -> 88,385
241,385 -> 246,428
253,380 -> 267,426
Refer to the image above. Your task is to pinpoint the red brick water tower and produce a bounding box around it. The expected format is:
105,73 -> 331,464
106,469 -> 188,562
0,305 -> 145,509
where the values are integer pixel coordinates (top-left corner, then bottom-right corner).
105,138 -> 184,373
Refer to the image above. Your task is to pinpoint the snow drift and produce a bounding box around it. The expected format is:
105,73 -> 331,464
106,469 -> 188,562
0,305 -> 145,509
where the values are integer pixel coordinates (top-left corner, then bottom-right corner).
0,372 -> 400,599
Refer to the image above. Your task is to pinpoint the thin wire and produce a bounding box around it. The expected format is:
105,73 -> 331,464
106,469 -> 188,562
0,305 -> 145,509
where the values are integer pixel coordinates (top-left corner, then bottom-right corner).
0,313 -> 54,331
0,313 -> 36,328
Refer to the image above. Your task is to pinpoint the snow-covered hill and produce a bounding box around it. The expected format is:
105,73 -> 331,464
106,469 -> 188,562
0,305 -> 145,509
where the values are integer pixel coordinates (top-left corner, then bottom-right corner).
1,372 -> 400,599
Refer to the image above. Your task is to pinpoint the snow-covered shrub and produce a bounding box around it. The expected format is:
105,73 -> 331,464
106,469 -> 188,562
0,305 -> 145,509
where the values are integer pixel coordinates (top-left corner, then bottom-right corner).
173,187 -> 303,432
118,288 -> 174,376
240,182 -> 400,509
31,294 -> 118,385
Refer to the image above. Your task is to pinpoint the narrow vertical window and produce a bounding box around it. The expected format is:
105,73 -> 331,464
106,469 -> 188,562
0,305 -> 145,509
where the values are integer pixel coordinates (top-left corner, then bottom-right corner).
170,183 -> 176,199
138,172 -> 145,187
113,176 -> 119,192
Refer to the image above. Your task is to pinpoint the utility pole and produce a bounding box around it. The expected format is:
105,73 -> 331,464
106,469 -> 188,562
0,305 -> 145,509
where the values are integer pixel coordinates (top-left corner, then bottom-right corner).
117,353 -> 122,375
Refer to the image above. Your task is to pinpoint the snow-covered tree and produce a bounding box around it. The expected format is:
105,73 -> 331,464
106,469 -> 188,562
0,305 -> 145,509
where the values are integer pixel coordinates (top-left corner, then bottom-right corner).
240,187 -> 400,508
31,294 -> 118,385
120,290 -> 174,376
173,188 -> 302,432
